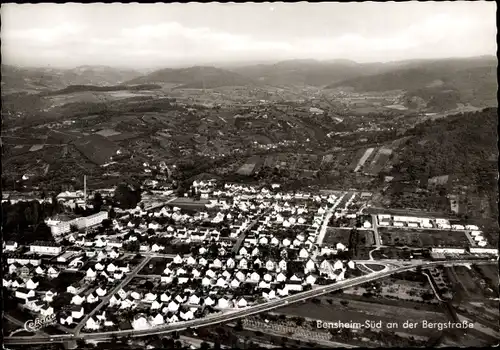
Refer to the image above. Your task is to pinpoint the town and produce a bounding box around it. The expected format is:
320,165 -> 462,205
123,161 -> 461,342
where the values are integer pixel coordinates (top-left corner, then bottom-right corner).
3,179 -> 498,348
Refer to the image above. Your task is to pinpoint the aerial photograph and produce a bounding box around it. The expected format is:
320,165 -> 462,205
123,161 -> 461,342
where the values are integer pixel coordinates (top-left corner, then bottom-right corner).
1,2 -> 498,349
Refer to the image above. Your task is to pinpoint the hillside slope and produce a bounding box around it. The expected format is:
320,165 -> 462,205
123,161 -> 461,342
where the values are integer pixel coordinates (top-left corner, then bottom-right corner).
1,65 -> 143,93
126,66 -> 256,89
231,59 -> 387,87
392,107 -> 498,181
325,56 -> 497,109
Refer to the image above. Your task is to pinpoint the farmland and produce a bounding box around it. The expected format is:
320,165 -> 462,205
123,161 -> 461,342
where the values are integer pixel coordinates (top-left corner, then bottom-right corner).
378,227 -> 470,247
322,228 -> 375,247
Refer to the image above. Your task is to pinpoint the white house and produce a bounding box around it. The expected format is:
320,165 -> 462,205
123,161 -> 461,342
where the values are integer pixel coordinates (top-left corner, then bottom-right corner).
226,258 -> 236,269
188,294 -> 201,305
237,298 -> 248,308
71,306 -> 84,319
299,248 -> 309,259
238,258 -> 248,270
235,271 -> 246,282
5,241 -> 18,251
151,300 -> 162,310
263,289 -> 276,300
305,274 -> 317,285
180,310 -> 194,321
95,287 -> 107,297
160,293 -> 171,302
87,293 -> 98,304
217,297 -> 231,309
167,301 -> 179,312
71,294 -> 85,305
26,279 -> 39,290
204,296 -> 215,306
249,271 -> 260,283
86,317 -> 100,330
86,268 -> 97,280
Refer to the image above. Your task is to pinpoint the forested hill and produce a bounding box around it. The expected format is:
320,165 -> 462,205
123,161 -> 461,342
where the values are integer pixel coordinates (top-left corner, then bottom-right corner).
391,107 -> 498,187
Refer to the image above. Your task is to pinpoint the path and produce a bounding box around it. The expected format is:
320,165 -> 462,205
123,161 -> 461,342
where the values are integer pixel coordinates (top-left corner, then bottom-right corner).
73,255 -> 152,335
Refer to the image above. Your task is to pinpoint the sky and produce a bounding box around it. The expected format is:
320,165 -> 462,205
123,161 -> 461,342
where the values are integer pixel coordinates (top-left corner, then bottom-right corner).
1,2 -> 497,69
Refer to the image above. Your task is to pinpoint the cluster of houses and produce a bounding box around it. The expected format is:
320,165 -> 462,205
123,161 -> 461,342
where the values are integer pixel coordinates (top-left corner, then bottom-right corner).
3,181 -> 361,333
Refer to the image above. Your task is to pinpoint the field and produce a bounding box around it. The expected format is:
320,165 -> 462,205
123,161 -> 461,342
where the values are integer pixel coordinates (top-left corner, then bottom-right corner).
168,197 -> 210,210
138,257 -> 172,275
322,228 -> 351,246
353,148 -> 375,172
365,148 -> 393,174
72,134 -> 121,165
365,263 -> 386,271
378,227 -> 470,247
323,228 -> 375,247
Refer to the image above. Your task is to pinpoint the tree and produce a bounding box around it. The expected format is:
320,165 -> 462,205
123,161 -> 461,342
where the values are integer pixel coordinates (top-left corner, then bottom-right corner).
235,319 -> 244,331
200,342 -> 210,350
114,183 -> 142,209
93,192 -> 104,213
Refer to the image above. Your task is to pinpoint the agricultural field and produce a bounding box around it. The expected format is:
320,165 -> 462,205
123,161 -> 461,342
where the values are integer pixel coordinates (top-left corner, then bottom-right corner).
322,228 -> 375,247
73,134 -> 121,165
322,228 -> 352,246
139,257 -> 173,276
378,227 -> 470,247
365,147 -> 393,174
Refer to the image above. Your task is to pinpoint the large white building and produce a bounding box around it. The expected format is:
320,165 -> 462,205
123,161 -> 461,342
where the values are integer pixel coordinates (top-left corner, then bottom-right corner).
49,211 -> 109,235
30,241 -> 62,255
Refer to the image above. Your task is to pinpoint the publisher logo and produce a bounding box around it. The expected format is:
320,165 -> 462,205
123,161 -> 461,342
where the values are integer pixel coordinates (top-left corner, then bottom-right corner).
24,314 -> 57,332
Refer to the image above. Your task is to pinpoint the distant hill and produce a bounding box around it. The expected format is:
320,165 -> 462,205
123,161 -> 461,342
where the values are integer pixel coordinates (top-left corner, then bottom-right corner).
395,107 -> 498,179
1,65 -> 143,93
126,66 -> 257,89
325,56 -> 497,109
231,59 -> 387,87
42,84 -> 162,96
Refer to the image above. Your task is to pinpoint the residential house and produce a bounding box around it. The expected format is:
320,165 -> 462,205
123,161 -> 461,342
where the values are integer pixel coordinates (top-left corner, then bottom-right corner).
151,300 -> 162,310
263,289 -> 276,300
167,301 -> 179,312
71,306 -> 85,320
109,295 -> 121,307
204,296 -> 215,307
248,271 -> 260,283
238,258 -> 248,270
86,268 -> 97,280
188,294 -> 201,305
86,317 -> 100,330
26,278 -> 39,290
40,304 -> 54,317
226,258 -> 236,269
265,260 -> 275,271
15,288 -> 35,300
71,294 -> 86,305
237,298 -> 248,308
160,293 -> 171,302
87,293 -> 99,304
230,278 -> 241,289
305,274 -> 317,285
93,287 -> 105,298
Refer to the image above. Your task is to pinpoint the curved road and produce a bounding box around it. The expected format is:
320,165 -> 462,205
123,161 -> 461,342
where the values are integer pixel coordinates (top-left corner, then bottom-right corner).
4,259 -> 495,346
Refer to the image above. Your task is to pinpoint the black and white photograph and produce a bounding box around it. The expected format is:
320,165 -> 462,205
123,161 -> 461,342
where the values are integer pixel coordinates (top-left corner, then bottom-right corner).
1,2 -> 498,349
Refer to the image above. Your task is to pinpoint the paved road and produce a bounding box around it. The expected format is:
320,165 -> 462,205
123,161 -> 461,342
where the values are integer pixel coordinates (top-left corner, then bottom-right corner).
73,255 -> 152,335
316,193 -> 346,246
5,259 -> 495,345
232,209 -> 269,254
